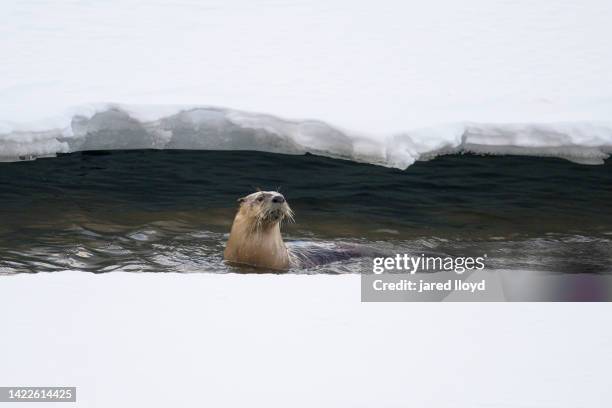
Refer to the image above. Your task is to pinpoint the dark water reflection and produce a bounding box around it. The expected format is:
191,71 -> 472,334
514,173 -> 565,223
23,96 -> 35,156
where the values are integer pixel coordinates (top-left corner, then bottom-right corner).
0,150 -> 610,274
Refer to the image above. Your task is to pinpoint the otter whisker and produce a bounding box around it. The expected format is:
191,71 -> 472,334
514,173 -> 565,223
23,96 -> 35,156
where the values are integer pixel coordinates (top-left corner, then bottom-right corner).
248,211 -> 266,233
285,206 -> 295,224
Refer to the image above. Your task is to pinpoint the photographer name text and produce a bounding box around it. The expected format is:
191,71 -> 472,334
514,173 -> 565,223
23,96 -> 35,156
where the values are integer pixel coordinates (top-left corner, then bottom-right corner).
373,278 -> 486,293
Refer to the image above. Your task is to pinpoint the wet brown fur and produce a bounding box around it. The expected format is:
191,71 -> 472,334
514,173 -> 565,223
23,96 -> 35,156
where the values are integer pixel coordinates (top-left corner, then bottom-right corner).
224,191 -> 294,270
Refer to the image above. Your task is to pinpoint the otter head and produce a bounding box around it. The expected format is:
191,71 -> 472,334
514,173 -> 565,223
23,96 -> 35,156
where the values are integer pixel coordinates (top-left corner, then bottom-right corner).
236,191 -> 294,231
224,190 -> 293,270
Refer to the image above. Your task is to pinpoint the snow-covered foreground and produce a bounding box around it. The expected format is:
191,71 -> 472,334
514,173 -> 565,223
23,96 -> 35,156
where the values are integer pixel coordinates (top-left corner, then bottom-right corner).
1,272 -> 611,407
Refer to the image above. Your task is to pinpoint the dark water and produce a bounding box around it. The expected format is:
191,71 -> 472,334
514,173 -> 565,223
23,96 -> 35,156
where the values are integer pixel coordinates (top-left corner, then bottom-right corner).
0,150 -> 610,274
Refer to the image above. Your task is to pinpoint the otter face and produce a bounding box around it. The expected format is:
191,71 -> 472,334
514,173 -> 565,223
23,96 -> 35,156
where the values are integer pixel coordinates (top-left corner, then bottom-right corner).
238,191 -> 294,229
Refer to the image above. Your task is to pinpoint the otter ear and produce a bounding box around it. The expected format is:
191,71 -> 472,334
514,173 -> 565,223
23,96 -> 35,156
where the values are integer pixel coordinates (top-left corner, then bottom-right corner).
237,196 -> 247,204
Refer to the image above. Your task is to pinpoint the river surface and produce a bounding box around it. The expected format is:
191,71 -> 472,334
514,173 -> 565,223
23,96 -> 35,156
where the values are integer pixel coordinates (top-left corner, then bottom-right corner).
0,150 -> 610,274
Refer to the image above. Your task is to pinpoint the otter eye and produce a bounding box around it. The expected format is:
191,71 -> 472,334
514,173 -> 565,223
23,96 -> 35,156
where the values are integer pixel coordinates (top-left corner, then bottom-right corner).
257,196 -> 264,202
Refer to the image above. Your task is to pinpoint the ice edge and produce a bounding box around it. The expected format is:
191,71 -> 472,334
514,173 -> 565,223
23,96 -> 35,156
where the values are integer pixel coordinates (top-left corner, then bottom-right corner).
1,103 -> 611,168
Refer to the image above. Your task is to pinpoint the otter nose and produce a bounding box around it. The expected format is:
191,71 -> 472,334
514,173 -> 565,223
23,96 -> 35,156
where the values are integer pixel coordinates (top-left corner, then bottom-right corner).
272,195 -> 285,203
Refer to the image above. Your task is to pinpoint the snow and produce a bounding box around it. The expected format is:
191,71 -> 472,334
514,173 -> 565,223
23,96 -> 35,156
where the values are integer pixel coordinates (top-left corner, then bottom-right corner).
2,0 -> 612,166
1,271 -> 611,407
1,103 -> 611,167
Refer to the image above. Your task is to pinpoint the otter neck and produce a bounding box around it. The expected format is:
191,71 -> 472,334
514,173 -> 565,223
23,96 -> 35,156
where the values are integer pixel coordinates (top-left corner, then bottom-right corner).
224,213 -> 290,270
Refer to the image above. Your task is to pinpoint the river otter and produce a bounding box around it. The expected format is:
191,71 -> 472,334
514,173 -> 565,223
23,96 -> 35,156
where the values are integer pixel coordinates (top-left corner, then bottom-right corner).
224,191 -> 364,270
224,191 -> 294,270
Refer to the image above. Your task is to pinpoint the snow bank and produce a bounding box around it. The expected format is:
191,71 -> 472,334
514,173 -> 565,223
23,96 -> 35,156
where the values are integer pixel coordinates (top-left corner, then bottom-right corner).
2,0 -> 612,167
0,271 -> 610,407
1,103 -> 611,167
